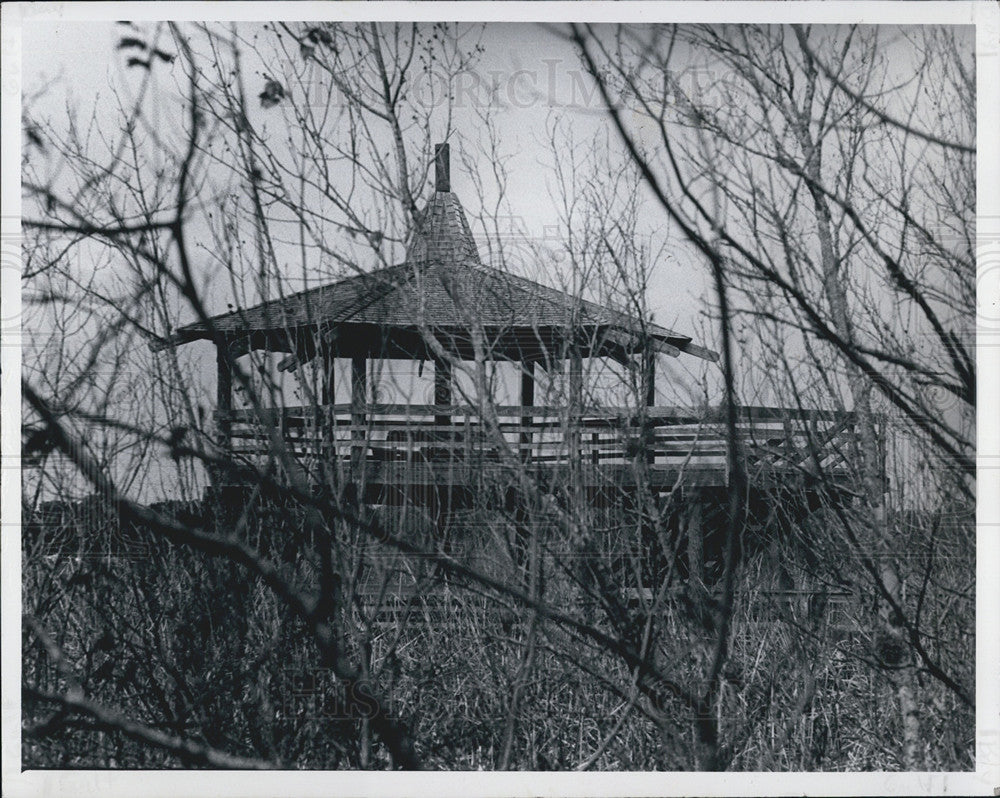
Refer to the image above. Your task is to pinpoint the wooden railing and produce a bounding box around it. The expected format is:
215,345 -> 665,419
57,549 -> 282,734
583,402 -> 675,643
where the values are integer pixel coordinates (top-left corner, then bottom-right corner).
217,403 -> 859,487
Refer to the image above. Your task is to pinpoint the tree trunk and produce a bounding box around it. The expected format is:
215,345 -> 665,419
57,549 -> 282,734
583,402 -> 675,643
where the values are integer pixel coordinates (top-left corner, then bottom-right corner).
796,103 -> 921,768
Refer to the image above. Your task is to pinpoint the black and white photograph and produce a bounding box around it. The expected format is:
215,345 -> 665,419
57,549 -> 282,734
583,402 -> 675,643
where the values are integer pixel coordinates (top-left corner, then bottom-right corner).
2,2 -> 997,795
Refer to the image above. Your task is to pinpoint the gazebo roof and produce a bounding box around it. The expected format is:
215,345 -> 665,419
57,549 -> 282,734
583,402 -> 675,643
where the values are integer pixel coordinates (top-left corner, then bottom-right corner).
153,144 -> 717,364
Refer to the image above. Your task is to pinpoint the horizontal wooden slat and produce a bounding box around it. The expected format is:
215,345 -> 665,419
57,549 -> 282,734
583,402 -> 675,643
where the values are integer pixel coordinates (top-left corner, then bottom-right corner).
217,402 -> 859,487
223,403 -> 855,423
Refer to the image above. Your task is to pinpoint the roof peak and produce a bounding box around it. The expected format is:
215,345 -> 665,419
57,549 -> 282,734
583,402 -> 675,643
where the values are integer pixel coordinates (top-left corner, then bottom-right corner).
434,142 -> 450,192
406,148 -> 482,266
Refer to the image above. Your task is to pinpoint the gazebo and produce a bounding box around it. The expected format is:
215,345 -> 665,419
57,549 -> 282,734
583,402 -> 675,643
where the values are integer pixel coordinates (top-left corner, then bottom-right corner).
154,144 -> 856,504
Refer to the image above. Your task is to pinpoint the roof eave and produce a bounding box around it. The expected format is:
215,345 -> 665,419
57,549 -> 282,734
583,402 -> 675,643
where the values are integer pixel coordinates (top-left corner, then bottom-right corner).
675,340 -> 720,362
148,329 -> 204,352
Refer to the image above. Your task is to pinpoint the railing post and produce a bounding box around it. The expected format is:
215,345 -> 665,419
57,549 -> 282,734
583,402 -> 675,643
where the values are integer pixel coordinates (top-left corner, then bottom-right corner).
216,336 -> 233,450
320,341 -> 335,406
351,356 -> 367,471
642,344 -> 656,410
433,355 -> 453,488
320,343 -> 335,465
521,359 -> 534,462
568,349 -> 582,462
724,405 -> 740,487
434,355 -> 452,429
567,347 -> 583,500
642,345 -> 656,466
464,411 -> 471,465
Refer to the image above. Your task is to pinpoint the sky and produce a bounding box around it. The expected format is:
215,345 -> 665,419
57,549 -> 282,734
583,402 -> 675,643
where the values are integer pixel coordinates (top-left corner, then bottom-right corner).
20,19 -> 715,340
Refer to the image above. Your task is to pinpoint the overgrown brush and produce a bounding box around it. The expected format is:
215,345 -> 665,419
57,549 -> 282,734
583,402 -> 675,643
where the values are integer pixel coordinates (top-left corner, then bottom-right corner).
22,496 -> 974,770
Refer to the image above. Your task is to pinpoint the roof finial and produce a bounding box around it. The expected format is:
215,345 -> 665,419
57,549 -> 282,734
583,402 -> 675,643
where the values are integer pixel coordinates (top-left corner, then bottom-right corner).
434,142 -> 450,192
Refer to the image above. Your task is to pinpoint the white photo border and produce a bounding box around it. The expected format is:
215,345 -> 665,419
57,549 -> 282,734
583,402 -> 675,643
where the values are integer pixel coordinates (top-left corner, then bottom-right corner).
2,3 -> 996,796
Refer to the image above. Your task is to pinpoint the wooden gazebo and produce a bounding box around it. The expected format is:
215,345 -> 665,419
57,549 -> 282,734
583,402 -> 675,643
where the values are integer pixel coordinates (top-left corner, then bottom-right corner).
154,144 -> 857,503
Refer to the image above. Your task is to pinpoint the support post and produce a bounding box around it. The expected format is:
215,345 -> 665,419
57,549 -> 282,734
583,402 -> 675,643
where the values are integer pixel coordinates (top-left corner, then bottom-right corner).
642,345 -> 656,465
434,356 -> 452,428
351,356 -> 367,469
642,345 -> 656,409
216,338 -> 233,450
318,343 -> 336,466
568,348 -> 583,470
432,354 -> 454,517
320,344 -> 335,407
520,360 -> 535,461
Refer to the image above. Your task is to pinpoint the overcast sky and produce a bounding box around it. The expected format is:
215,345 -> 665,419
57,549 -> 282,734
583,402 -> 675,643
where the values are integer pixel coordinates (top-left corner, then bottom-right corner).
21,20 -> 715,342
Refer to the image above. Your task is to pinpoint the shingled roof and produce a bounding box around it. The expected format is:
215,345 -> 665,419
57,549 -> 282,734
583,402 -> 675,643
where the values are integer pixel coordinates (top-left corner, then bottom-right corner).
153,144 -> 716,363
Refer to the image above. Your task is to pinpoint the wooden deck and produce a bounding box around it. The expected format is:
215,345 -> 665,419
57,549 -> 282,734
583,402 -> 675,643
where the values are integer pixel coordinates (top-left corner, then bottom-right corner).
218,404 -> 859,489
